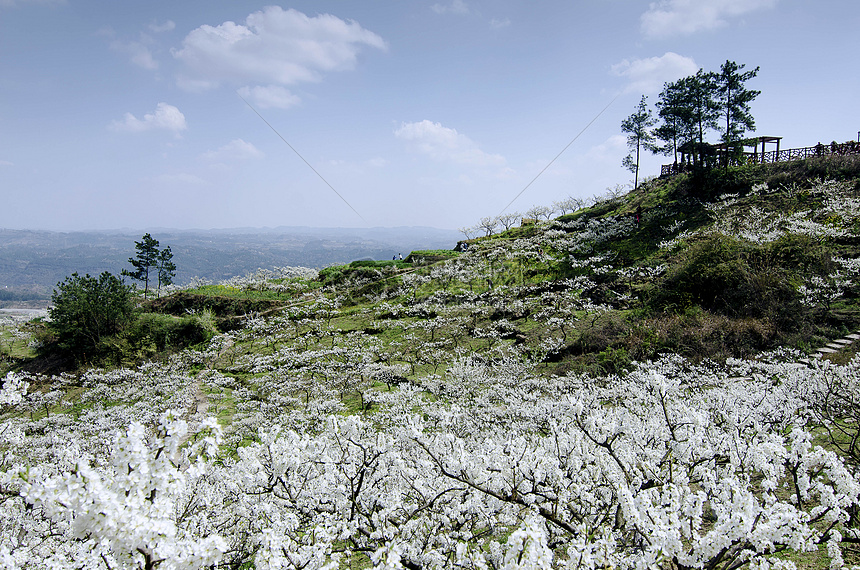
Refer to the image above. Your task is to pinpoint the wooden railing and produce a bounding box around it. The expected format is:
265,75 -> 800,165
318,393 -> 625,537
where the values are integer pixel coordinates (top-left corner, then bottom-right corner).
660,141 -> 860,177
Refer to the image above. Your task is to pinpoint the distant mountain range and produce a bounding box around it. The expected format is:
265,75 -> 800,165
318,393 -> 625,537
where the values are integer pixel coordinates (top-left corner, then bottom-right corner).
0,226 -> 462,301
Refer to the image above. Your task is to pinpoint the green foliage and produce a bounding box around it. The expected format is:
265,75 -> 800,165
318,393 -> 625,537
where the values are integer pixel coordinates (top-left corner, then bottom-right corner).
765,155 -> 860,187
348,260 -> 408,269
714,60 -> 760,146
128,311 -> 217,353
38,278 -> 222,369
769,233 -> 833,274
406,250 -> 460,264
685,163 -> 769,200
654,233 -> 807,325
144,291 -> 290,331
183,284 -> 302,301
157,246 -> 176,294
46,272 -> 136,362
409,249 -> 459,257
122,233 -> 175,299
621,95 -> 661,188
318,265 -> 349,287
654,61 -> 758,167
319,260 -> 411,289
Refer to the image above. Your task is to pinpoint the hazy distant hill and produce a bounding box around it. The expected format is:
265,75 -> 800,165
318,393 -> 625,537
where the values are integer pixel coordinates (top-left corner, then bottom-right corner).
0,226 -> 461,295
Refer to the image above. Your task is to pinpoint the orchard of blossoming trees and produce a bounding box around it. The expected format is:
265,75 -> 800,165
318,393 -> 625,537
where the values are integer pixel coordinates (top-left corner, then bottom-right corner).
3,158 -> 860,569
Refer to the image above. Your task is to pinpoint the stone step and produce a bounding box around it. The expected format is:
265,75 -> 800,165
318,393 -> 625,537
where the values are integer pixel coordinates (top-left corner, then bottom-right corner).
817,347 -> 839,354
825,343 -> 844,350
832,339 -> 852,345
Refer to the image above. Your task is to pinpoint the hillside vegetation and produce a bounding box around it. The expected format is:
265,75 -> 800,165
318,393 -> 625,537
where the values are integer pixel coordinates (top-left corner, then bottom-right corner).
3,156 -> 860,569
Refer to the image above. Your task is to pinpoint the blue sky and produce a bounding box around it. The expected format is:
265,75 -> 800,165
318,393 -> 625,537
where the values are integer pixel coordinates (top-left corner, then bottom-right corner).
1,0 -> 858,231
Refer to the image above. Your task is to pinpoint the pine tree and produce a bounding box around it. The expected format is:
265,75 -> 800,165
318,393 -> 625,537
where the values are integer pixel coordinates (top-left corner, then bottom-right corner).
621,95 -> 661,189
122,233 -> 173,300
655,80 -> 691,163
157,246 -> 177,297
714,60 -> 760,163
655,69 -> 721,167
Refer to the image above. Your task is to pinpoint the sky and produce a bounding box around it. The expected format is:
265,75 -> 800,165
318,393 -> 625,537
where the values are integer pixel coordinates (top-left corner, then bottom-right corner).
1,0 -> 858,232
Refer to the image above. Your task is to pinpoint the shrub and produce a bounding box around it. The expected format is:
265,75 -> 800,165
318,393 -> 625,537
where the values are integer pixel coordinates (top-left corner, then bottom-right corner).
767,233 -> 833,274
318,265 -> 347,287
654,233 -> 804,324
128,312 -> 217,353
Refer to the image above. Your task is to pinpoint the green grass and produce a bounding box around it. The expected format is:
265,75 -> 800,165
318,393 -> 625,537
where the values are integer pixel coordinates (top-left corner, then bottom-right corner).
407,249 -> 459,258
184,284 -> 298,301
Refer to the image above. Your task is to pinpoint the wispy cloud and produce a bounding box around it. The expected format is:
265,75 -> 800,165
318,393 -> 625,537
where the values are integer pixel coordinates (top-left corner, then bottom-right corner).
641,0 -> 778,39
395,120 -> 505,168
611,52 -> 698,94
201,139 -> 263,162
172,6 -> 387,98
107,24 -> 171,71
111,38 -> 159,70
238,85 -> 301,110
110,102 -> 187,135
490,17 -> 511,29
148,20 -> 175,34
586,135 -> 628,161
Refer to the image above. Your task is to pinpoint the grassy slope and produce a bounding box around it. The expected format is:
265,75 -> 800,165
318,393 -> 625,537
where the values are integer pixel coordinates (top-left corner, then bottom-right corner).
149,155 -> 860,386
6,155 -> 860,379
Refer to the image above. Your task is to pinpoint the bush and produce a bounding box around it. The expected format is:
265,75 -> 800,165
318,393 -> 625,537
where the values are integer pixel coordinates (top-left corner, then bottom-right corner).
46,272 -> 136,362
128,312 -> 217,353
654,233 -> 804,323
318,265 -> 347,287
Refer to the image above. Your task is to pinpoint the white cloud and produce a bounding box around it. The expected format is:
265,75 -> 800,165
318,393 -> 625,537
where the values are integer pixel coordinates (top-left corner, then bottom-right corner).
172,6 -> 386,92
0,160 -> 13,167
111,39 -> 158,70
611,52 -> 698,94
490,17 -> 511,29
431,0 -> 470,15
148,20 -> 175,33
201,139 -> 263,162
238,85 -> 301,110
110,102 -> 187,135
587,135 -> 628,160
395,120 -> 505,168
641,0 -> 778,38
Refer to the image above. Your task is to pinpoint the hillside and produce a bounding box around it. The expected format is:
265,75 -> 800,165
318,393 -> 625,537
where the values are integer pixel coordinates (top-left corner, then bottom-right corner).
3,155 -> 860,568
150,153 -> 856,376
